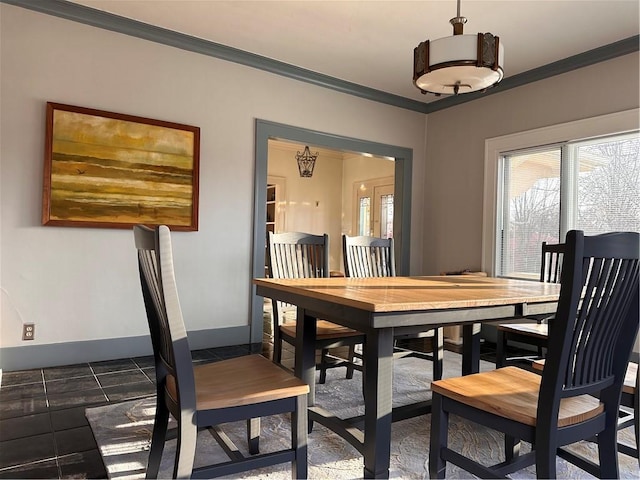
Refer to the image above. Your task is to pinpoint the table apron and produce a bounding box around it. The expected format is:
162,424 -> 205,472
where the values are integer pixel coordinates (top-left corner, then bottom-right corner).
258,286 -> 558,332
370,301 -> 557,329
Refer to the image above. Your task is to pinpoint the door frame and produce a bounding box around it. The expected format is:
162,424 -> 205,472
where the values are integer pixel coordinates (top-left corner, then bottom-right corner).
251,119 -> 413,344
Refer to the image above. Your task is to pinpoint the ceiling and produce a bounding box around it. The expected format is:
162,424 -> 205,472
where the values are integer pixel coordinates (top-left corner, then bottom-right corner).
65,1 -> 639,108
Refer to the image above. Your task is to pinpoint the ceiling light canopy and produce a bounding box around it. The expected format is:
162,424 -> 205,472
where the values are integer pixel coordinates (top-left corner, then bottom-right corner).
413,0 -> 504,96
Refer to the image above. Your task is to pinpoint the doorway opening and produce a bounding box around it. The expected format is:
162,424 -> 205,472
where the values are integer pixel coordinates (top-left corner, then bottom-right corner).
251,120 -> 413,344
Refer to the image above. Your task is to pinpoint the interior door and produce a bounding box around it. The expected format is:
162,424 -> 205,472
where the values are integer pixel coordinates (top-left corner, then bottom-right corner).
373,184 -> 394,238
356,179 -> 394,238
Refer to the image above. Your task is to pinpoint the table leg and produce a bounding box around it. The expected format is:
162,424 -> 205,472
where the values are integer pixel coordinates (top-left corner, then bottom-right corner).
295,308 -> 317,406
363,328 -> 394,479
462,323 -> 481,375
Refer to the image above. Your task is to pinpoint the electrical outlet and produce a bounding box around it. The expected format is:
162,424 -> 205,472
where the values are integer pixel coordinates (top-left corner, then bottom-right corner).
22,323 -> 35,341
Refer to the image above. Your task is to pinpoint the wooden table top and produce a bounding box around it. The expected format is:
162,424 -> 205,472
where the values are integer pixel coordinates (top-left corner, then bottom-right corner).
254,275 -> 561,313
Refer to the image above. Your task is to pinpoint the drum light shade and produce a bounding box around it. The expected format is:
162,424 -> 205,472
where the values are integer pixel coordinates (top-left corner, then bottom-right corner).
413,1 -> 504,95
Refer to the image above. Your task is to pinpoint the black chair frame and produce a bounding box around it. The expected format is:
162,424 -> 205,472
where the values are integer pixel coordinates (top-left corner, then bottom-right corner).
496,241 -> 565,367
430,230 -> 640,479
342,234 -> 443,380
268,231 -> 364,383
135,225 -> 308,479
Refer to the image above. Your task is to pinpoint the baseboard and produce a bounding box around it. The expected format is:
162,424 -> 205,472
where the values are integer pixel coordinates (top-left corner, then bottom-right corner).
0,326 -> 250,371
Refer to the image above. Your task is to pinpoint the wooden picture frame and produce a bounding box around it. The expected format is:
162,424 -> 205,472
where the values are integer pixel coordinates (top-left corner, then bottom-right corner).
43,102 -> 200,231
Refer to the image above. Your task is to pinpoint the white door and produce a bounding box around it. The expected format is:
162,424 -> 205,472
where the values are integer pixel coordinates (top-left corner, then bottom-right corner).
356,179 -> 394,238
373,184 -> 394,238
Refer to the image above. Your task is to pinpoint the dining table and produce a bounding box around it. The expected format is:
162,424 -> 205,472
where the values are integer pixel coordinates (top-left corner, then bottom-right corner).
254,275 -> 561,479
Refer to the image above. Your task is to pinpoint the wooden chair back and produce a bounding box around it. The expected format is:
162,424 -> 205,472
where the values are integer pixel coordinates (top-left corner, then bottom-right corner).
540,241 -> 565,283
135,225 -> 309,478
267,231 -> 330,326
134,225 -> 196,412
538,231 -> 639,438
342,235 -> 395,278
268,231 -> 329,280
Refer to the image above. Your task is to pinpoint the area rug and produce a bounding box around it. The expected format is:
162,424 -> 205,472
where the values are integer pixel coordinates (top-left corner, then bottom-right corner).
86,351 -> 639,479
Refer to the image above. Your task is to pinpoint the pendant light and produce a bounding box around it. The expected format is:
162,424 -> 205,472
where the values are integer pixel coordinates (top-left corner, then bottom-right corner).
413,0 -> 504,95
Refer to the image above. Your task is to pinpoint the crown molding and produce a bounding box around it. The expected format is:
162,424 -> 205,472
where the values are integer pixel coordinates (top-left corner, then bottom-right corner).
2,0 -> 638,114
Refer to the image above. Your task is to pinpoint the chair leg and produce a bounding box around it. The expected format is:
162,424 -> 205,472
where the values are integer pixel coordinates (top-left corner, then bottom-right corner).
598,415 -> 621,479
247,417 -> 260,455
293,394 -> 308,479
345,344 -> 356,379
496,329 -> 506,368
634,377 -> 639,463
432,328 -> 443,381
319,348 -> 330,384
145,396 -> 170,479
173,415 -> 197,479
504,434 -> 521,462
274,332 -> 283,365
535,430 -> 556,479
429,393 -> 448,479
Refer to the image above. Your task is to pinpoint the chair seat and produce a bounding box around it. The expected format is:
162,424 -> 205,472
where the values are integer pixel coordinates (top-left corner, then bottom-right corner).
498,322 -> 548,339
431,366 -> 603,427
624,362 -> 638,395
280,319 -> 362,340
166,354 -> 309,410
533,359 -> 638,395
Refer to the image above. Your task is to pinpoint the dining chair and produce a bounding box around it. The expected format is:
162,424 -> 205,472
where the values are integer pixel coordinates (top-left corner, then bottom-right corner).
429,230 -> 639,479
342,234 -> 443,381
532,357 -> 639,462
618,360 -> 640,461
267,231 -> 364,384
134,225 -> 309,479
495,241 -> 566,368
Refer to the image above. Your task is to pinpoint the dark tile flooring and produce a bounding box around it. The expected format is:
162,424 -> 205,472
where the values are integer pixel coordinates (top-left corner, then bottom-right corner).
0,344 -> 262,479
0,327 -> 502,479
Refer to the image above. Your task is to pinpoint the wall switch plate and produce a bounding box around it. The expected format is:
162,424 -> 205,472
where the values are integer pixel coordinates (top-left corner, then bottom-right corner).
22,323 -> 35,341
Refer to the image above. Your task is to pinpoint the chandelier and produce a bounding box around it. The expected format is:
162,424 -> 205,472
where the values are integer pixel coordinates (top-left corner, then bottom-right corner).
296,146 -> 318,178
413,0 -> 504,95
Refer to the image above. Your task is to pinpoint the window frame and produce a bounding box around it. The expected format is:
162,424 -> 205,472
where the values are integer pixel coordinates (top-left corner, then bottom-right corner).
482,108 -> 639,276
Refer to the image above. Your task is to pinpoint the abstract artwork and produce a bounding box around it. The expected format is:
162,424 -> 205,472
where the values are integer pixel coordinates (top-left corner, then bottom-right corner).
42,103 -> 200,230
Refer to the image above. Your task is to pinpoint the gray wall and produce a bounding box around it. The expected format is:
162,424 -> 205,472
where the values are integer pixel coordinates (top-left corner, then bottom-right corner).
422,53 -> 640,276
0,4 -> 426,369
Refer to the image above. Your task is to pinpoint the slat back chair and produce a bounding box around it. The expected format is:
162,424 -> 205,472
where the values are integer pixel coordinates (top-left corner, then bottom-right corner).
342,234 -> 396,277
342,234 -> 443,380
267,231 -> 364,384
429,230 -> 640,479
134,225 -> 308,479
496,241 -> 566,367
540,240 -> 564,283
533,357 -> 639,461
618,361 -> 640,461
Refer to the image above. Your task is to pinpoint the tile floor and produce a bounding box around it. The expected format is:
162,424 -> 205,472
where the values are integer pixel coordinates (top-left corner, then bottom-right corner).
0,320 -> 503,480
0,344 -> 262,479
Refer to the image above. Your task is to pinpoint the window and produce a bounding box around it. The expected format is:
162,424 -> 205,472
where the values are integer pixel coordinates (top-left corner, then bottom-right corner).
498,147 -> 561,278
483,109 -> 639,277
497,132 -> 639,279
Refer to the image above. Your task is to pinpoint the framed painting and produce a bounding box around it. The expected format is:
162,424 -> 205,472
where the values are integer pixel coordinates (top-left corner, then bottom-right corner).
42,102 -> 200,231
